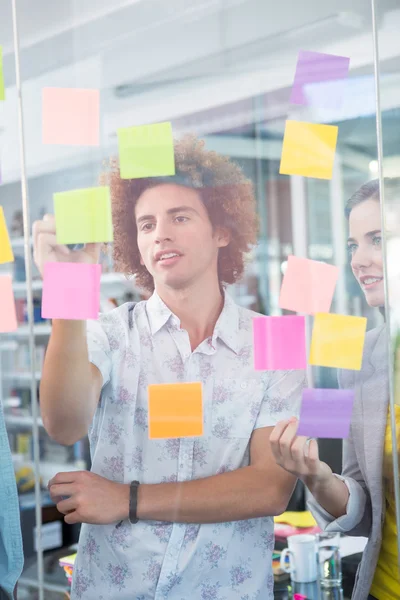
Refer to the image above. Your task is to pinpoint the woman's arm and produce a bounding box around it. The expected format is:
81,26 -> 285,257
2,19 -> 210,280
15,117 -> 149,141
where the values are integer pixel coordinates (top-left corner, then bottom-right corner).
270,418 -> 371,536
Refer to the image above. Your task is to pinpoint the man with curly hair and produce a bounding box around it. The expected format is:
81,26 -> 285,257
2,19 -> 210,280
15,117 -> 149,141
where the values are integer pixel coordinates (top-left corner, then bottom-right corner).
34,136 -> 304,599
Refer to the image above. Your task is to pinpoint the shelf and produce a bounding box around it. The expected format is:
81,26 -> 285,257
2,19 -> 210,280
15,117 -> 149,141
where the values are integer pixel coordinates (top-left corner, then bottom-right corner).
3,371 -> 41,382
5,323 -> 52,338
5,414 -> 44,427
10,236 -> 32,249
12,271 -> 136,296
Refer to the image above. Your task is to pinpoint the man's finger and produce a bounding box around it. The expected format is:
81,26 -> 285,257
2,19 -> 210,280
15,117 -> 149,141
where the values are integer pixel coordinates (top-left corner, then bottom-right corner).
48,472 -> 78,487
49,483 -> 75,498
57,497 -> 76,515
64,511 -> 81,525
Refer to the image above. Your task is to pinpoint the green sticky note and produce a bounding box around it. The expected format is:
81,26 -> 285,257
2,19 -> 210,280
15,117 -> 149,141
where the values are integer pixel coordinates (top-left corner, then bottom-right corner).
0,46 -> 5,101
117,121 -> 175,179
54,186 -> 113,245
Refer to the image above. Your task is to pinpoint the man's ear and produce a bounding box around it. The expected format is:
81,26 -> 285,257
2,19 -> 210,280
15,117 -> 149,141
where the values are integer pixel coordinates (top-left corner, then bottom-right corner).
139,254 -> 144,266
216,227 -> 231,248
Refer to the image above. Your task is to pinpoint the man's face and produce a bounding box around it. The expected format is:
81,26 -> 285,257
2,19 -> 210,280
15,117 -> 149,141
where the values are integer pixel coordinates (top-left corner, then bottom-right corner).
135,184 -> 229,291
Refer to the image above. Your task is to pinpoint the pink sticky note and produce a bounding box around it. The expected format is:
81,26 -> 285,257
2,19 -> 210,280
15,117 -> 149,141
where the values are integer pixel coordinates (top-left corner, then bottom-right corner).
0,275 -> 17,332
279,255 -> 339,315
253,316 -> 307,370
42,87 -> 100,146
42,262 -> 101,320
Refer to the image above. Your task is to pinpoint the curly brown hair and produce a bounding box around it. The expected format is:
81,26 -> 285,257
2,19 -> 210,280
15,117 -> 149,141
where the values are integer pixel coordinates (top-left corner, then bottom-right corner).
100,135 -> 259,292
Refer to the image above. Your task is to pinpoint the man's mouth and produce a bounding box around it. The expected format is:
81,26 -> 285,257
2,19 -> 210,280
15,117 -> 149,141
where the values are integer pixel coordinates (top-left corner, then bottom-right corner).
157,252 -> 182,262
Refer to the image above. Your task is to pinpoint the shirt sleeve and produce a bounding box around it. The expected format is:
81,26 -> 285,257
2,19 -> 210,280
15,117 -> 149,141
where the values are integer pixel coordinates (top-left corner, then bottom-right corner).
86,317 -> 112,388
307,474 -> 368,534
254,369 -> 306,429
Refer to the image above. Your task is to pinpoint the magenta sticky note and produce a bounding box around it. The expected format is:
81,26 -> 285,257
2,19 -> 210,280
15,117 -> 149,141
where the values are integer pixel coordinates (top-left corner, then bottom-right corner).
290,50 -> 350,109
253,316 -> 307,371
42,262 -> 101,320
279,255 -> 339,315
297,388 -> 355,439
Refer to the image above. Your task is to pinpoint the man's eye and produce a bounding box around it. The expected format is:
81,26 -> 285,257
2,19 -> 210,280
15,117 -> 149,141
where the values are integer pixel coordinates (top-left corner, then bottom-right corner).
141,223 -> 154,231
347,244 -> 357,255
175,216 -> 188,223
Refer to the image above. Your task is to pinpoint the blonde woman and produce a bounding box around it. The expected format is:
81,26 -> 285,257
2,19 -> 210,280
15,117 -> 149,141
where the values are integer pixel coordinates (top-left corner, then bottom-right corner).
271,179 -> 400,600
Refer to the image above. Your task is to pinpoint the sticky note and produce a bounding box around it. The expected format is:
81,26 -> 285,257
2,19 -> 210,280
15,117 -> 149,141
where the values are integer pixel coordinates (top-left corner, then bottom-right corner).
117,122 -> 175,179
42,87 -> 100,146
275,511 -> 316,528
0,46 -> 5,101
148,382 -> 203,439
42,262 -> 101,320
54,186 -> 113,245
279,120 -> 338,180
253,316 -> 307,371
0,275 -> 17,332
291,50 -> 350,109
0,207 -> 14,264
309,313 -> 367,370
297,388 -> 355,438
279,256 -> 339,314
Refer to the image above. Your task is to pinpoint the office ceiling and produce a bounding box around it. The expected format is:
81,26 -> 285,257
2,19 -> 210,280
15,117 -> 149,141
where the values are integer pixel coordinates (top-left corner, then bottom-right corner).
0,0 -> 399,181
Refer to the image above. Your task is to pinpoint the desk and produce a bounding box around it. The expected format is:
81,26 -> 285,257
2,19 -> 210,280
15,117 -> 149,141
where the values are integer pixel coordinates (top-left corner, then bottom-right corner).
274,537 -> 363,599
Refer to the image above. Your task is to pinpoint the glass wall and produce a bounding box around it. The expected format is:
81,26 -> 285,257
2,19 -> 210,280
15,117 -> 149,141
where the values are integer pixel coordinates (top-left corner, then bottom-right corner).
1,0 -> 400,598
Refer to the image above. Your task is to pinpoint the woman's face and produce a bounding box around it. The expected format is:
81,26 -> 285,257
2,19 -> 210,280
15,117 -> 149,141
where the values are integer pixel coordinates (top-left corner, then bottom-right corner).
348,198 -> 384,307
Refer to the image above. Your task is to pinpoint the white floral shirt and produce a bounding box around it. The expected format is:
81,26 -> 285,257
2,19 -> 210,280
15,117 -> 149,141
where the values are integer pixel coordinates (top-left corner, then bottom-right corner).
71,292 -> 304,600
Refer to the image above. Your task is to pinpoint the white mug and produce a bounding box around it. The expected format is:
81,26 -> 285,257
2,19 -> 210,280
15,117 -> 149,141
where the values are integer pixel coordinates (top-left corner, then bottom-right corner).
280,534 -> 317,583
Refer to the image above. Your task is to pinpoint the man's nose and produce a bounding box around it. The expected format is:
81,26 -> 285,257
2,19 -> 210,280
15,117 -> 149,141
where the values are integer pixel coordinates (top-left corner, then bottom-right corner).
154,221 -> 173,243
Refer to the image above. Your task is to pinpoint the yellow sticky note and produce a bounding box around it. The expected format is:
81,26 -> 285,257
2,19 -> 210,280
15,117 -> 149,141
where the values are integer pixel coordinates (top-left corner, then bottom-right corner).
309,313 -> 367,370
275,511 -> 317,528
117,121 -> 175,179
54,186 -> 113,245
0,275 -> 17,332
0,46 -> 4,101
279,120 -> 338,180
148,382 -> 203,439
0,207 -> 14,264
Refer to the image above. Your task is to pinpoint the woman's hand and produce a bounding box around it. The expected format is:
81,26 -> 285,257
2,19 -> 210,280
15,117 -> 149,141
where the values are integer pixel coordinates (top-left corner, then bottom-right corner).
270,417 -> 332,489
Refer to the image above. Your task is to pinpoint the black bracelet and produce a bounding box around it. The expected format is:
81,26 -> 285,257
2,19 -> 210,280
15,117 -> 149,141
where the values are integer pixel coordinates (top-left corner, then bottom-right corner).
129,480 -> 140,524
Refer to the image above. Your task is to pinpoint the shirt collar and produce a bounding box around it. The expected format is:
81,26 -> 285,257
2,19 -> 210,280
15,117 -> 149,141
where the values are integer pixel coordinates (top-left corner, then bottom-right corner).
146,292 -> 175,335
145,291 -> 240,354
212,292 -> 240,354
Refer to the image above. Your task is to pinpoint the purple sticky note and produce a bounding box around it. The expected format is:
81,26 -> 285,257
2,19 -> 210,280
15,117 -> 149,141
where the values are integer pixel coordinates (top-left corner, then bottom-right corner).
290,50 -> 350,109
253,316 -> 307,371
297,388 -> 355,439
42,262 -> 101,320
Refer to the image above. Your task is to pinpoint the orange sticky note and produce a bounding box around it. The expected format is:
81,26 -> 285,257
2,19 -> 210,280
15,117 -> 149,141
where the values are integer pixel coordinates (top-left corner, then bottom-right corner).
0,206 -> 14,264
279,255 -> 339,314
279,120 -> 338,180
148,382 -> 203,439
42,87 -> 100,146
0,275 -> 17,332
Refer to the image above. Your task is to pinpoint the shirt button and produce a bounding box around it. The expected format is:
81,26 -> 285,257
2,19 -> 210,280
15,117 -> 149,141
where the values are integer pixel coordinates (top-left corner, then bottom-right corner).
179,463 -> 184,468
241,382 -> 247,389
